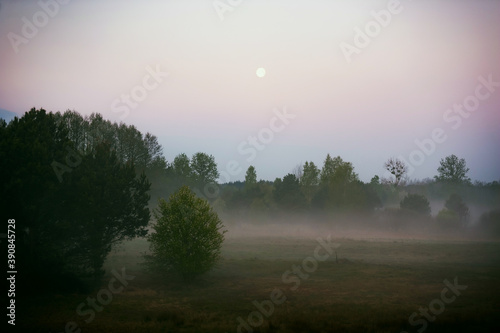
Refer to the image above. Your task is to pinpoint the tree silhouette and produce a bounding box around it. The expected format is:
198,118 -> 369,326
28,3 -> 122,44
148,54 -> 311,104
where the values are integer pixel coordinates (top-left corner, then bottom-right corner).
173,153 -> 192,180
245,165 -> 257,188
1,108 -> 152,289
274,174 -> 306,211
400,194 -> 431,218
59,142 -> 151,278
435,154 -> 471,184
300,161 -> 319,204
384,158 -> 408,187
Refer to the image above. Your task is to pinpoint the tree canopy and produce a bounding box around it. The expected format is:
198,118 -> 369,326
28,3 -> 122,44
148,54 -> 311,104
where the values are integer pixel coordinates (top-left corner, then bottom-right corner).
1,108 -> 152,289
2,107 -> 495,292
384,157 -> 408,187
191,152 -> 219,185
435,154 -> 471,184
400,194 -> 431,218
148,186 -> 226,281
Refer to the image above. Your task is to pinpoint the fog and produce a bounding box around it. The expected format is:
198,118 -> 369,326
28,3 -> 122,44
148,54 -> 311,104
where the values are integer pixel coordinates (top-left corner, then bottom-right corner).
223,210 -> 494,241
2,0 -> 499,331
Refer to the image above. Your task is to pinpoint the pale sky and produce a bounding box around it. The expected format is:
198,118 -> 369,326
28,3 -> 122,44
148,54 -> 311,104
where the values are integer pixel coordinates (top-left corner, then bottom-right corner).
1,0 -> 499,183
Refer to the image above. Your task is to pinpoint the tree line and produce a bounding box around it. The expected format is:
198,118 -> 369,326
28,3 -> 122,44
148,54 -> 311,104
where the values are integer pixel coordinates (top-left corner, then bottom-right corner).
218,154 -> 498,222
1,108 -> 499,290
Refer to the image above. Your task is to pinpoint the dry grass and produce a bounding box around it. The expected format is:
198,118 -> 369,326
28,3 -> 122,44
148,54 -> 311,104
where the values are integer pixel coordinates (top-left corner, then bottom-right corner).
19,236 -> 500,332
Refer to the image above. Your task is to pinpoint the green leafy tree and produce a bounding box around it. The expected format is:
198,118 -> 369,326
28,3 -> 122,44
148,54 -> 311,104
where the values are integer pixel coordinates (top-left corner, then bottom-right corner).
300,161 -> 319,203
370,175 -> 380,186
400,193 -> 431,218
319,154 -> 336,184
435,154 -> 471,184
173,153 -> 193,179
320,154 -> 358,186
245,165 -> 257,188
318,154 -> 359,210
190,152 -> 219,185
274,174 -> 306,211
148,186 -> 226,281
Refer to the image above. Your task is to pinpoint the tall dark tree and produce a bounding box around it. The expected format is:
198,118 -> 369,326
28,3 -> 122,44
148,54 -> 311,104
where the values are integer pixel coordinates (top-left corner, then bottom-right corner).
1,108 -> 152,290
301,161 -> 319,204
435,154 -> 471,184
142,132 -> 167,170
245,165 -> 257,189
173,153 -> 193,179
319,154 -> 336,184
58,142 -> 151,278
0,109 -> 70,284
114,123 -> 145,165
400,194 -> 431,218
319,154 -> 359,210
274,174 -> 306,211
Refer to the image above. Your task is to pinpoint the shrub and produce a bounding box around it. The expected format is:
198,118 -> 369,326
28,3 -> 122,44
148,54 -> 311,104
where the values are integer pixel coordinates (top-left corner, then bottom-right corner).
147,186 -> 226,281
445,193 -> 469,226
400,193 -> 431,217
477,209 -> 500,237
436,209 -> 460,229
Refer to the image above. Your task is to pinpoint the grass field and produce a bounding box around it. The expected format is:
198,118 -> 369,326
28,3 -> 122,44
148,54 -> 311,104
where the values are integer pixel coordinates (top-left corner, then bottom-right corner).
20,229 -> 500,333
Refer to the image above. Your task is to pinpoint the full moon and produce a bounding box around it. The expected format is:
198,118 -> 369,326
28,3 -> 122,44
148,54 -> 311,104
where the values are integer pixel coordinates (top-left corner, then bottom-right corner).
256,67 -> 266,78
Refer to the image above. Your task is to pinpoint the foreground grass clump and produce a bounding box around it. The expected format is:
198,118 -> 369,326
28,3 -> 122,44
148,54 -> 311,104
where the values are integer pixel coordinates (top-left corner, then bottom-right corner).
147,186 -> 226,281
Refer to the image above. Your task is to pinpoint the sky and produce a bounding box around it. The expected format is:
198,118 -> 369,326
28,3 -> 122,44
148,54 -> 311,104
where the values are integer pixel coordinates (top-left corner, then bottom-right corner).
0,0 -> 499,183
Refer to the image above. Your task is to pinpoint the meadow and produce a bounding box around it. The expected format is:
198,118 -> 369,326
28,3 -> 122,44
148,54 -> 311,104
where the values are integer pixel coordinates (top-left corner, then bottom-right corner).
20,225 -> 500,333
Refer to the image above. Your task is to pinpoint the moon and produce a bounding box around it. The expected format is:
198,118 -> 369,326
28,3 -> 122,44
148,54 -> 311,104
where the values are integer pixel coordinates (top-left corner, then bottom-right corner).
256,67 -> 266,78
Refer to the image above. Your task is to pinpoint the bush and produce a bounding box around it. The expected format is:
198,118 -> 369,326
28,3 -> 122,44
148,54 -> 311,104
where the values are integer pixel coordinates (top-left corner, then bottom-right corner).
400,193 -> 431,217
445,193 -> 469,226
147,186 -> 226,281
436,209 -> 460,229
477,209 -> 500,238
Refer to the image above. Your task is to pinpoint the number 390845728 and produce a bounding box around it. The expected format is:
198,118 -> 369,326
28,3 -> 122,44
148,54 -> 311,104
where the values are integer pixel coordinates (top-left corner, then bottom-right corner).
7,219 -> 16,266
